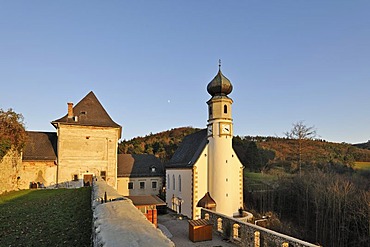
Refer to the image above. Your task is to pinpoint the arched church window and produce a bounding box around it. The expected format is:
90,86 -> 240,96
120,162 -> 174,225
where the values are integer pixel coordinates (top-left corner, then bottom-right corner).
178,175 -> 181,192
167,174 -> 170,190
173,174 -> 175,190
224,104 -> 227,114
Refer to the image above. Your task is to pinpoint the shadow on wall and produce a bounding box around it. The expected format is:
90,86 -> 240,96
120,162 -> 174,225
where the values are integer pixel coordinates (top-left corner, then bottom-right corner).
28,180 -> 93,190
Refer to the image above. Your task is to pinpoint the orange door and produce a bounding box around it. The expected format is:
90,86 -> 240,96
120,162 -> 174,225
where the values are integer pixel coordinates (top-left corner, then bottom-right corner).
83,174 -> 93,186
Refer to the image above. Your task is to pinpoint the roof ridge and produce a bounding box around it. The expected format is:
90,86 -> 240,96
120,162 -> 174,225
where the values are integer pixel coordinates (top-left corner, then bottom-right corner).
51,91 -> 121,131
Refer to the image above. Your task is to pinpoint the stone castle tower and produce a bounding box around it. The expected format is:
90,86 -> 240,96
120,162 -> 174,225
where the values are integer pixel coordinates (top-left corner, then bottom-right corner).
51,91 -> 121,188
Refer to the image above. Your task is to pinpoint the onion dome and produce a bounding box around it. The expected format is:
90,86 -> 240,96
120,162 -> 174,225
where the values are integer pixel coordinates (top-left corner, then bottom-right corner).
207,68 -> 233,97
196,192 -> 216,209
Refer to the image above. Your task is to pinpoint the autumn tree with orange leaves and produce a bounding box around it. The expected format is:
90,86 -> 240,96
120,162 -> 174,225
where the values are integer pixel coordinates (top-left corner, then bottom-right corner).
0,109 -> 27,160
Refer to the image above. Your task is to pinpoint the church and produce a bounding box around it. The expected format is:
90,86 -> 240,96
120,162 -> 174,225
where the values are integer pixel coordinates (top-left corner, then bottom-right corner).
165,67 -> 244,219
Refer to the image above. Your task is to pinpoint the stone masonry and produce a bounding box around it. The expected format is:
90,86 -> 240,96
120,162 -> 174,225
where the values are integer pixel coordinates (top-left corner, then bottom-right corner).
201,208 -> 321,247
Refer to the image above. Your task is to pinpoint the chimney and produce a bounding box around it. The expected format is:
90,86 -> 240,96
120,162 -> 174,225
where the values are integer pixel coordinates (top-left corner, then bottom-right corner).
67,102 -> 74,118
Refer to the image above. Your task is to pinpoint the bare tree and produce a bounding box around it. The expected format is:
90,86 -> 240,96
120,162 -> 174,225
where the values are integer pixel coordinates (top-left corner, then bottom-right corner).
285,121 -> 317,176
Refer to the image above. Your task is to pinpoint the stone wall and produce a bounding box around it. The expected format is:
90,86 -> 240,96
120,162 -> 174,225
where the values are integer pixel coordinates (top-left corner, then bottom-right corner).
201,209 -> 320,247
0,148 -> 57,195
0,149 -> 22,194
19,161 -> 56,189
57,125 -> 120,189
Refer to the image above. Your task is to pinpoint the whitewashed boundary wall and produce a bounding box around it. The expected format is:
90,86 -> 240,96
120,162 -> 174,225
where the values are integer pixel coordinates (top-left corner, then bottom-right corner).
91,178 -> 174,247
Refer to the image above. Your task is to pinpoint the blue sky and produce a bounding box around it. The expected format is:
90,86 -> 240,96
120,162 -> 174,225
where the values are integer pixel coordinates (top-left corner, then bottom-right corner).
1,1 -> 369,143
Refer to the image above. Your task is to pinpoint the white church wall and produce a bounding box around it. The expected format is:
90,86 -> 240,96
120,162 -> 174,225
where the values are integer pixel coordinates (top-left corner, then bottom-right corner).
166,169 -> 192,218
193,146 -> 208,219
208,133 -> 244,216
231,148 -> 244,211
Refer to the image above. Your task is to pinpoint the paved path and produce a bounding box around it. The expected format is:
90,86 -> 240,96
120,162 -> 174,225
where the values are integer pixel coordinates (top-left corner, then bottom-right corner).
158,213 -> 236,247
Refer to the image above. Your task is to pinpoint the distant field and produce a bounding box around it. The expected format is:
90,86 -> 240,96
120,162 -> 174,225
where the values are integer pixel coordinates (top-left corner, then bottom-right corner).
244,172 -> 278,185
0,188 -> 92,247
354,162 -> 370,171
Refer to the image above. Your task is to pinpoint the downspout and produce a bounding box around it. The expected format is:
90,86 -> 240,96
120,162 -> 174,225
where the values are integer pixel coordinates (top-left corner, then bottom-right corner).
55,123 -> 60,188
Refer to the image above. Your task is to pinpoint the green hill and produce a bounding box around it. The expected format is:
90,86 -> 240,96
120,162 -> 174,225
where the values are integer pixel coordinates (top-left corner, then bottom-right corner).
119,127 -> 370,173
118,127 -> 200,161
353,140 -> 370,150
234,136 -> 370,173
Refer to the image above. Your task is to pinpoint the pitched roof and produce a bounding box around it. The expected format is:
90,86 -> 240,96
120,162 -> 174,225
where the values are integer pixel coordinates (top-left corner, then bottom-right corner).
166,129 -> 207,168
22,131 -> 57,161
51,91 -> 121,129
117,154 -> 164,177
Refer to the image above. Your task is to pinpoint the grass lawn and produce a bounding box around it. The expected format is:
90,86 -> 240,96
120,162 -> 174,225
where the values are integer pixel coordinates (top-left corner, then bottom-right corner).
244,171 -> 278,186
354,162 -> 370,171
0,188 -> 92,247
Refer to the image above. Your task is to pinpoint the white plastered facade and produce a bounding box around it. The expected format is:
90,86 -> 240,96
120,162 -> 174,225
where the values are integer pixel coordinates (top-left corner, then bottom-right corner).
117,176 -> 163,196
207,96 -> 244,217
55,124 -> 120,189
165,145 -> 209,219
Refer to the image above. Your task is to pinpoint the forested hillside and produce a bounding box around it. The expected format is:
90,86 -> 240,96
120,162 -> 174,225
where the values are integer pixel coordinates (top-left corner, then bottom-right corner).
119,127 -> 370,172
234,136 -> 370,173
354,140 -> 370,150
118,127 -> 200,161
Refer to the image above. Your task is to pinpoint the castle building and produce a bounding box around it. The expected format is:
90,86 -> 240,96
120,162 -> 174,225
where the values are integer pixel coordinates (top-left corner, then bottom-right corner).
165,68 -> 244,219
51,91 -> 122,188
0,91 -> 122,194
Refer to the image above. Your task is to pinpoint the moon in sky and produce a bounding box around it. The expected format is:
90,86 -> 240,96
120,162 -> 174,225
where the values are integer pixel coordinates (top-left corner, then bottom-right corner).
167,100 -> 171,103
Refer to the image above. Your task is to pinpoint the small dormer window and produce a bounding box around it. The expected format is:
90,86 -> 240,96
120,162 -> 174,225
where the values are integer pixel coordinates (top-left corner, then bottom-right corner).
151,166 -> 156,172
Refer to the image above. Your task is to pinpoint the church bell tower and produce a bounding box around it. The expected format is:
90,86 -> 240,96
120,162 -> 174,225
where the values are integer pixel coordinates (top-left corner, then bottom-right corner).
206,63 -> 243,216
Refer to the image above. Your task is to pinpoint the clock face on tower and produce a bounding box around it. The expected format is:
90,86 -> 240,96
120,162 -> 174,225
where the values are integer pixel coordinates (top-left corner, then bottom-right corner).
220,123 -> 231,135
207,124 -> 213,136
